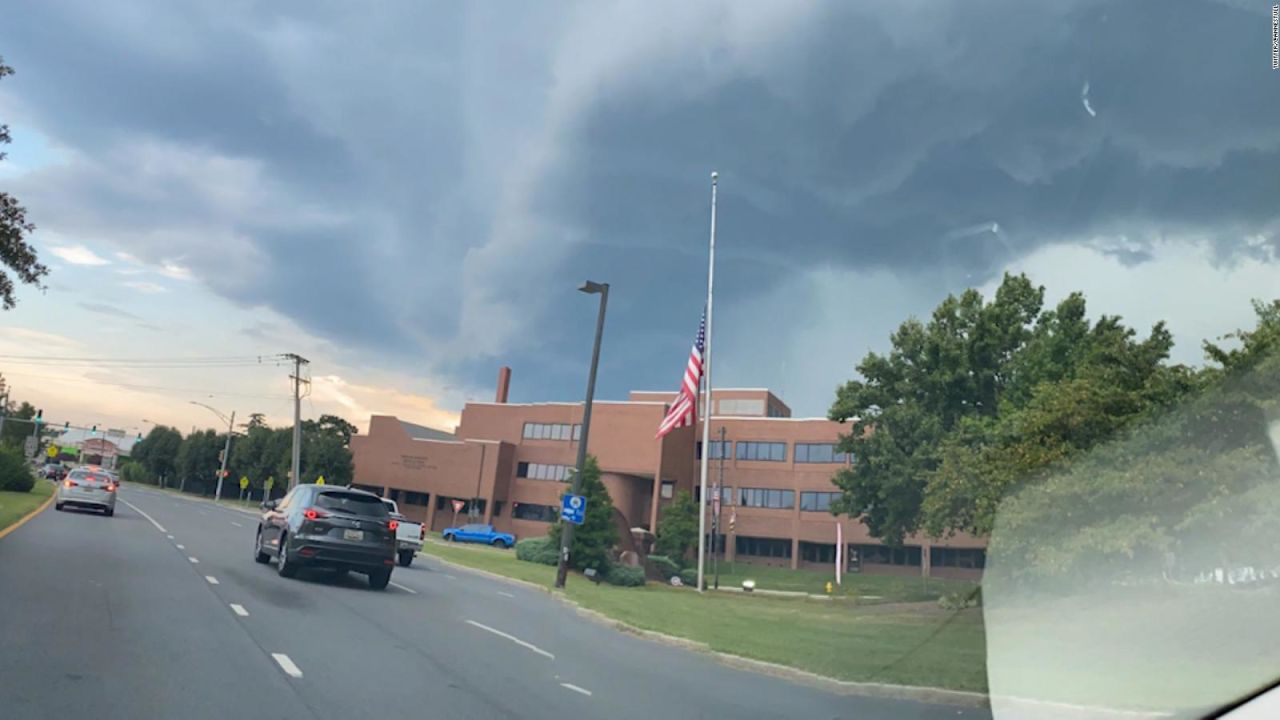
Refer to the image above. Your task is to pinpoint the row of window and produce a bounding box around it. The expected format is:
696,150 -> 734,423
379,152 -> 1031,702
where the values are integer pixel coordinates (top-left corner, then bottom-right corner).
695,441 -> 852,464
742,540 -> 987,569
516,462 -> 572,482
522,422 -> 583,441
511,502 -> 558,522
739,487 -> 795,509
696,487 -> 842,512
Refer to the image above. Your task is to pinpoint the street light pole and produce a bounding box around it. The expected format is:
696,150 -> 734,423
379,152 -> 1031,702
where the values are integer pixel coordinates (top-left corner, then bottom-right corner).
190,401 -> 235,501
555,280 -> 609,589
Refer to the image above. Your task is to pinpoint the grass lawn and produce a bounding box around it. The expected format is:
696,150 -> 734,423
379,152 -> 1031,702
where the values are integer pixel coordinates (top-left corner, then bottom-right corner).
419,540 -> 988,693
709,562 -> 974,602
0,479 -> 54,533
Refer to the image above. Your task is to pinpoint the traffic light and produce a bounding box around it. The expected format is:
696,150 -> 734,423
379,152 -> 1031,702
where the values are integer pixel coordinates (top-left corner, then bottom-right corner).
34,409 -> 42,425
64,421 -> 69,430
90,425 -> 97,435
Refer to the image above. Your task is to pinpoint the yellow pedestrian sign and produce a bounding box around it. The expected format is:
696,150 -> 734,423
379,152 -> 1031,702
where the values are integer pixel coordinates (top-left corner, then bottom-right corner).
46,445 -> 58,458
239,476 -> 249,490
264,476 -> 275,490
315,475 -> 326,485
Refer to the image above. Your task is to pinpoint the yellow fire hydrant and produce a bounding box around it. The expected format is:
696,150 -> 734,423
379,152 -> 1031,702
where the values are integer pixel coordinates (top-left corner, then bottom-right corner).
825,581 -> 833,595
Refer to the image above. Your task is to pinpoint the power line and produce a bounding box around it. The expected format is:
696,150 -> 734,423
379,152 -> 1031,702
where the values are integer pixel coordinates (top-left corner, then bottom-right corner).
0,370 -> 293,401
0,353 -> 290,369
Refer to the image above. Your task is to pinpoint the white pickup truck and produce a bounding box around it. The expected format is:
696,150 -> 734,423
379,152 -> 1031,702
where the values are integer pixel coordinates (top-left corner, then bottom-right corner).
380,498 -> 424,567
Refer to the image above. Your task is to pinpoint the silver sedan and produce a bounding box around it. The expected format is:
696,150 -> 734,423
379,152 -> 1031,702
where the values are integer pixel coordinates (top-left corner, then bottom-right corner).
55,467 -> 117,516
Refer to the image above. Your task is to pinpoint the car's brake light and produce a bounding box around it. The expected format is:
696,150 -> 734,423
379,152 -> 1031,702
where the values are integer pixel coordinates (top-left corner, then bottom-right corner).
105,484 -> 117,492
63,479 -> 77,488
420,526 -> 426,540
303,508 -> 330,521
388,520 -> 399,531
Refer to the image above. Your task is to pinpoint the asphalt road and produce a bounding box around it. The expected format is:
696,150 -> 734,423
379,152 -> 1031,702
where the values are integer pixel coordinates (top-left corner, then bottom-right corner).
0,483 -> 991,719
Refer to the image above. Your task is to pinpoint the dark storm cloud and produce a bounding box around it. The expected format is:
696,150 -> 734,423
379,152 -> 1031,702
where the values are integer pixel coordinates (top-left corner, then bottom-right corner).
4,0 -> 1278,409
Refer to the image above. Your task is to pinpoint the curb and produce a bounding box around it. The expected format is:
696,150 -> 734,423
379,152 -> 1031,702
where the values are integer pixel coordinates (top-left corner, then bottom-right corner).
419,551 -> 989,709
0,486 -> 56,541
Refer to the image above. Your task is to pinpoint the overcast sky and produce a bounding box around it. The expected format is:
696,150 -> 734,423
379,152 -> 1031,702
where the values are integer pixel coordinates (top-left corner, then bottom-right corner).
0,0 -> 1276,435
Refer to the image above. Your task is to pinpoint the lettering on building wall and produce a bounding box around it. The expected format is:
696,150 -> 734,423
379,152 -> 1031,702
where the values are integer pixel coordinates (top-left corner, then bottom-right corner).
398,455 -> 437,471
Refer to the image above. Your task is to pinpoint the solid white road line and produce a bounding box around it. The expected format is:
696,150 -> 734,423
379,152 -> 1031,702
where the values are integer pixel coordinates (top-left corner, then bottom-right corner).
497,591 -> 515,598
176,544 -> 185,550
188,557 -> 199,564
560,683 -> 593,697
271,653 -> 303,678
120,499 -> 167,533
205,576 -> 219,585
389,581 -> 417,594
230,604 -> 249,617
465,620 -> 555,660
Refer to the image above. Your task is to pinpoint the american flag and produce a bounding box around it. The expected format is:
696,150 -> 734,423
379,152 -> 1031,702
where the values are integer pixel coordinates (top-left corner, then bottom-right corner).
655,310 -> 706,439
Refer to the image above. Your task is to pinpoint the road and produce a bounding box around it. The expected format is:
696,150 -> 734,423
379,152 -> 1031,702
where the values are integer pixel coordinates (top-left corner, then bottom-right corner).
0,483 -> 990,719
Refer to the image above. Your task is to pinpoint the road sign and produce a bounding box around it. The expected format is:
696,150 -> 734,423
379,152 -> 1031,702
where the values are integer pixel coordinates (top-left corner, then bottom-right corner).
239,476 -> 249,490
451,499 -> 465,513
23,436 -> 37,458
46,445 -> 58,458
560,493 -> 587,525
264,476 -> 275,490
315,475 -> 326,485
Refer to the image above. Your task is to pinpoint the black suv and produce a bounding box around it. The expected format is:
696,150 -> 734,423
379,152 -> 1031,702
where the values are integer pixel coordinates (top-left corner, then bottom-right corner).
254,484 -> 398,589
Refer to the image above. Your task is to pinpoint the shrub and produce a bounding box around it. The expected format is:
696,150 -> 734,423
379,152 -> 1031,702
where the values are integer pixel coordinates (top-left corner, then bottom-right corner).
0,448 -> 35,492
515,537 -> 559,566
647,554 -> 681,581
938,586 -> 983,610
604,564 -> 645,587
678,568 -> 699,587
119,461 -> 149,485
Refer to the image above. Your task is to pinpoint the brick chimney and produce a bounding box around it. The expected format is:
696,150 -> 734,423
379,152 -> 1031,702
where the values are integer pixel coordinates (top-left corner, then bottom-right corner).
495,366 -> 511,404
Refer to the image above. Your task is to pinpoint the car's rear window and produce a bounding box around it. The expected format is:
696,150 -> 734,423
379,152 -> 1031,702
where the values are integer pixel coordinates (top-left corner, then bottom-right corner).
68,470 -> 103,482
314,491 -> 389,517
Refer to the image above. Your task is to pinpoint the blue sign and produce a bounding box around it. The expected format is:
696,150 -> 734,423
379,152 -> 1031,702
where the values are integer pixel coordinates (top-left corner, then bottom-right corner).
561,493 -> 587,525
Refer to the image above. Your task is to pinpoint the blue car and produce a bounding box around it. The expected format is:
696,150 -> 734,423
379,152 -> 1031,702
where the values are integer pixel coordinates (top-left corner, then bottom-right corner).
442,523 -> 515,548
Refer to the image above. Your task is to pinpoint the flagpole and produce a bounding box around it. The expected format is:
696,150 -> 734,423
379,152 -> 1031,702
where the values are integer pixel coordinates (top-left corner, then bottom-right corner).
697,171 -> 718,593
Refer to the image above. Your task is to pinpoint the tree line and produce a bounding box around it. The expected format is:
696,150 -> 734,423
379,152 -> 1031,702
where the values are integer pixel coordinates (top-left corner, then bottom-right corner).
127,413 -> 356,498
829,273 -> 1280,585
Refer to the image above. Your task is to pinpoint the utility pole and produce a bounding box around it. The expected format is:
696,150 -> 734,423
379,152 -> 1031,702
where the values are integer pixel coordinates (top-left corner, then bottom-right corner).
215,411 -> 235,501
285,353 -> 310,489
0,380 -> 9,439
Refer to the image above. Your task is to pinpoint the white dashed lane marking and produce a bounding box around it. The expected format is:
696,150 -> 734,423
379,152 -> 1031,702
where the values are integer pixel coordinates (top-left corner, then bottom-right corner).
497,591 -> 515,598
205,576 -> 219,585
176,544 -> 185,550
188,557 -> 199,564
465,620 -> 555,660
230,521 -> 243,527
230,604 -> 249,617
389,581 -> 417,594
271,653 -> 303,678
560,683 -> 593,697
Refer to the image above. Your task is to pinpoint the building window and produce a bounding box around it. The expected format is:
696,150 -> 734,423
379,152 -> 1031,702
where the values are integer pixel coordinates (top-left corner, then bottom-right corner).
702,486 -> 733,505
738,488 -> 794,509
735,441 -> 786,462
660,481 -> 674,499
402,491 -> 430,506
794,443 -> 851,463
521,423 -> 583,442
930,547 -> 987,569
511,503 -> 558,522
695,440 -> 731,460
856,544 -> 922,566
516,462 -> 571,481
800,541 -> 836,563
799,491 -> 840,512
492,501 -> 505,517
717,398 -> 765,416
351,483 -> 383,495
385,488 -> 401,502
735,536 -> 792,558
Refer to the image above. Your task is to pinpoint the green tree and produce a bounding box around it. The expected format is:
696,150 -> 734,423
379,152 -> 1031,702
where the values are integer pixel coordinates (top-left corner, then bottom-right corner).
133,426 -> 183,482
548,455 -> 617,572
0,58 -> 49,308
176,429 -> 222,492
0,400 -> 37,449
655,490 -> 698,564
829,274 -> 1187,543
300,415 -> 355,484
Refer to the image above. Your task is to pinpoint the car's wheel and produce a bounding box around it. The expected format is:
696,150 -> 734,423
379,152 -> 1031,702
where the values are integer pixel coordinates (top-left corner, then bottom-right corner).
491,538 -> 507,548
398,550 -> 414,567
368,568 -> 392,590
55,502 -> 64,511
276,535 -> 299,578
104,507 -> 114,517
253,530 -> 270,564
444,533 -> 455,542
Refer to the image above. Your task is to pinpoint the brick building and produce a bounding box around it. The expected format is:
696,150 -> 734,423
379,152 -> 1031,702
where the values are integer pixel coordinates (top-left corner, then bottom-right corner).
349,370 -> 985,580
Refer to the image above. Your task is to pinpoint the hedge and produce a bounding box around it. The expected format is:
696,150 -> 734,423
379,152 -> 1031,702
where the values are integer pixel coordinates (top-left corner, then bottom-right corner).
0,448 -> 34,493
678,568 -> 699,587
604,564 -> 645,587
515,537 -> 559,566
647,554 -> 681,581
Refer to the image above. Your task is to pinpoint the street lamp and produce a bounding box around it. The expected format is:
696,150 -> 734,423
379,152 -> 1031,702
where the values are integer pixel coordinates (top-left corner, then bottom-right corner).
555,280 -> 609,589
190,401 -> 236,501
